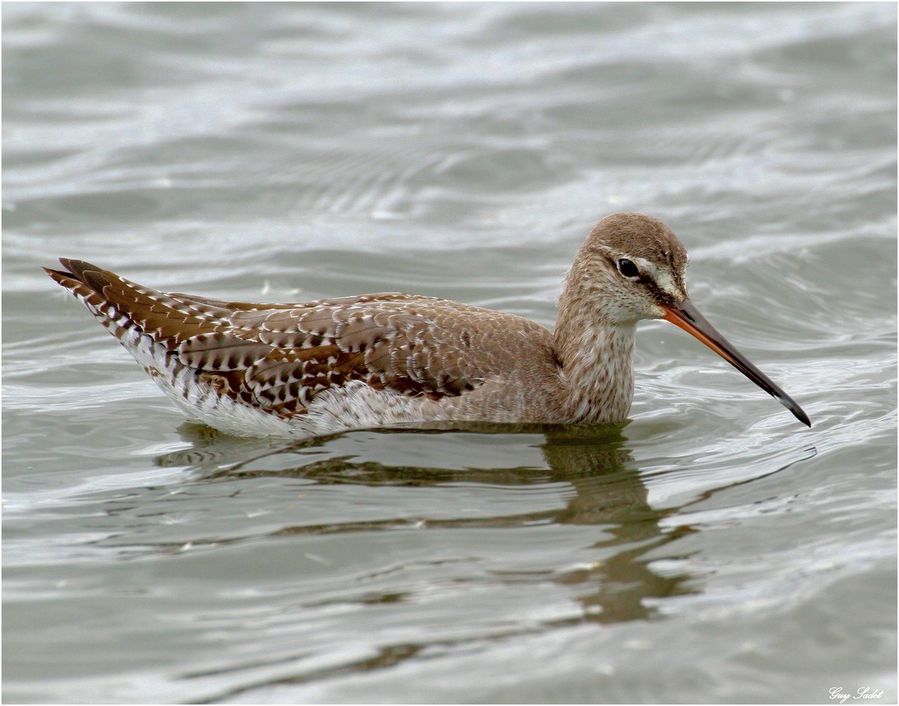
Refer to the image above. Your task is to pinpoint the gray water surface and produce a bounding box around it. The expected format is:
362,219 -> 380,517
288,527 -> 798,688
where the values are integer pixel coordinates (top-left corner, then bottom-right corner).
3,3 -> 897,703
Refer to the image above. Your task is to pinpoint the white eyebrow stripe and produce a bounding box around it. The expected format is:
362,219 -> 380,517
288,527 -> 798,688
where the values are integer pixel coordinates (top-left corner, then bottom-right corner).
628,256 -> 682,299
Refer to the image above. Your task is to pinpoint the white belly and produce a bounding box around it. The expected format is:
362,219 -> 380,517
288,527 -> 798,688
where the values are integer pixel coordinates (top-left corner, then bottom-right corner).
121,326 -> 445,438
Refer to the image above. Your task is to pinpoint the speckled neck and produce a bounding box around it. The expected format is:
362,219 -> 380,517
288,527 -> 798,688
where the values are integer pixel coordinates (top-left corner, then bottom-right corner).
554,283 -> 637,424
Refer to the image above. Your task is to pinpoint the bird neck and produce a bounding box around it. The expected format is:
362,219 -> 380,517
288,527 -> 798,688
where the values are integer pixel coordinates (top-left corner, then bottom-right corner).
553,288 -> 637,424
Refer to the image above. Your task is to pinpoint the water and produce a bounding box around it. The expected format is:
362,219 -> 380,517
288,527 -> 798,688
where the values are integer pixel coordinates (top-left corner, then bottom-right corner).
3,2 -> 896,703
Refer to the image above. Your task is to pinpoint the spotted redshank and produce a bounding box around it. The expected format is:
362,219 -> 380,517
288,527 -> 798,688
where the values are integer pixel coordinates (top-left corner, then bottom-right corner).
45,213 -> 810,437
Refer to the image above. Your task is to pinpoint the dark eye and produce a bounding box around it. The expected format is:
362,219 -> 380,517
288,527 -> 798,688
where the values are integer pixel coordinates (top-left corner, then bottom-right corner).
617,258 -> 639,279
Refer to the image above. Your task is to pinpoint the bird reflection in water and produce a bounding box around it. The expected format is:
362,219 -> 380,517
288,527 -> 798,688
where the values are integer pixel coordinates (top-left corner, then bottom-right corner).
156,422 -> 698,626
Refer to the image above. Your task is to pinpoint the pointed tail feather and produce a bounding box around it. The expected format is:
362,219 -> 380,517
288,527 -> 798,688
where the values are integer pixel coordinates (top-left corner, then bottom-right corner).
44,258 -> 231,347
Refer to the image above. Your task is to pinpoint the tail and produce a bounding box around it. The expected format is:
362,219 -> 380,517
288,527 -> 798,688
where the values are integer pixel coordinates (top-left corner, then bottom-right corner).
45,258 -> 138,342
44,260 -> 293,432
46,257 -> 247,346
44,258 -> 109,304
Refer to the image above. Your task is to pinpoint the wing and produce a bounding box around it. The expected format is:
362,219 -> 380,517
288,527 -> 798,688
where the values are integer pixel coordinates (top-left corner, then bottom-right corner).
46,259 -> 522,419
178,295 -> 505,417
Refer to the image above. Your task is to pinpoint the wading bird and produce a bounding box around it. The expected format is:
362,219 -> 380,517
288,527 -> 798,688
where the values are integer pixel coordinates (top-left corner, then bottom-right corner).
46,213 -> 810,437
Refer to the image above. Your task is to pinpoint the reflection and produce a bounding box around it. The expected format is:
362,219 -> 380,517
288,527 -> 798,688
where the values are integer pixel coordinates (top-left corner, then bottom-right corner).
156,423 -> 815,701
540,427 -> 697,624
157,422 -> 698,625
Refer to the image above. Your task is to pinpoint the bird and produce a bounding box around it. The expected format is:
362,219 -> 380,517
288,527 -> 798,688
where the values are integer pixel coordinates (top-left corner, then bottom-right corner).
44,213 -> 811,438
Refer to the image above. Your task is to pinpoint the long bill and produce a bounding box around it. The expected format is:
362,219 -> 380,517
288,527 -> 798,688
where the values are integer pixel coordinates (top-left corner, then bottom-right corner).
663,299 -> 811,427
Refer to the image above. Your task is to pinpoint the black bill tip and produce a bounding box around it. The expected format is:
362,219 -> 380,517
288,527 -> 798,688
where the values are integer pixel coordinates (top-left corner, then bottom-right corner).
663,299 -> 812,428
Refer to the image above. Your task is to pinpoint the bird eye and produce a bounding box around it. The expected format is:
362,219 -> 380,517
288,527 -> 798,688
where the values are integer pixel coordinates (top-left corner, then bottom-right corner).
617,258 -> 640,279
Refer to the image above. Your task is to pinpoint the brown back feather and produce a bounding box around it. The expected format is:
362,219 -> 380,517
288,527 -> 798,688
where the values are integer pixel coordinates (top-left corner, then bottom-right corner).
46,259 -> 521,418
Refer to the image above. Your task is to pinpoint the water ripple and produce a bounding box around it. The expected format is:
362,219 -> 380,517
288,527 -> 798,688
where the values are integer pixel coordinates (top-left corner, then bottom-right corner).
3,3 -> 895,703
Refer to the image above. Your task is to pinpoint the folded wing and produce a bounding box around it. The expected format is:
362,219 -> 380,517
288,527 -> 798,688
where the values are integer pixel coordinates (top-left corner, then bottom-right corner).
46,259 -> 497,419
